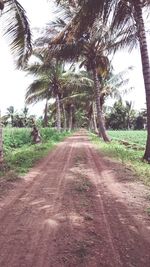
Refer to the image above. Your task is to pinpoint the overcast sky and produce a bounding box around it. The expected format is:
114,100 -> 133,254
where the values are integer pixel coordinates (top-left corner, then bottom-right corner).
0,0 -> 149,117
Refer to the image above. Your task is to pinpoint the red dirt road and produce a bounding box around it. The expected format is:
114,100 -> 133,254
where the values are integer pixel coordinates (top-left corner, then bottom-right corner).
0,132 -> 150,267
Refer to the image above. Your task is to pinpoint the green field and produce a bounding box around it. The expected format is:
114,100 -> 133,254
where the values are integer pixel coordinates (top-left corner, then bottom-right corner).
108,130 -> 147,146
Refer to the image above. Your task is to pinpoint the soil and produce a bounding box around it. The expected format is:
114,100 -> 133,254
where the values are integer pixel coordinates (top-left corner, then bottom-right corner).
0,131 -> 150,267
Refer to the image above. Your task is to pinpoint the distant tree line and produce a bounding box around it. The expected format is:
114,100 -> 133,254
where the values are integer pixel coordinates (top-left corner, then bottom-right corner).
1,99 -> 146,132
1,106 -> 36,128
105,99 -> 147,130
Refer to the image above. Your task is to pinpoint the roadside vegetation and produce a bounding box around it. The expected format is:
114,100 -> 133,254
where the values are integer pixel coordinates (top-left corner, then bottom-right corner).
91,132 -> 150,186
0,128 -> 70,177
108,130 -> 146,147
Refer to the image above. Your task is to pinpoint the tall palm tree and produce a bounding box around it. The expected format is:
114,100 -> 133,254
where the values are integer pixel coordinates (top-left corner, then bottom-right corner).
26,51 -> 66,130
25,52 -> 93,131
111,0 -> 150,160
76,67 -> 132,131
82,43 -> 110,141
47,20 -> 110,139
25,61 -> 61,129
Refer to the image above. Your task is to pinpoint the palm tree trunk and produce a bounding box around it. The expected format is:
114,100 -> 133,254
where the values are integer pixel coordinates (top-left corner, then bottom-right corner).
44,99 -> 48,127
56,94 -> 61,132
68,105 -> 73,132
134,0 -> 150,161
92,102 -> 98,134
0,111 -> 3,164
89,118 -> 94,131
62,103 -> 67,131
93,68 -> 110,142
0,0 -> 4,11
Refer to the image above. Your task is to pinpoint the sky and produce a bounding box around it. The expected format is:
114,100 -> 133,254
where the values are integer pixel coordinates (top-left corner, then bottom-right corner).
0,0 -> 149,117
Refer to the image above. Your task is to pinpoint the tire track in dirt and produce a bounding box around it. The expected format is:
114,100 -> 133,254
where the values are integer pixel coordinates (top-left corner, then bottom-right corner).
84,145 -> 122,267
31,140 -> 75,267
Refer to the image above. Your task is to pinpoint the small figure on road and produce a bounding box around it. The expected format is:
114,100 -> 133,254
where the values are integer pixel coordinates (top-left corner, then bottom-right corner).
31,125 -> 41,144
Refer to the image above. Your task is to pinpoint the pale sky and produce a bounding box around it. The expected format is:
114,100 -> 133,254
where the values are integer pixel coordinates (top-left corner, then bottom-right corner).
0,0 -> 149,117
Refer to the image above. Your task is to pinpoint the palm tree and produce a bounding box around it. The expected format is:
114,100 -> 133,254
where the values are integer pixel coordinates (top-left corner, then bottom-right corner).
92,62 -> 110,141
26,74 -> 52,127
48,23 -> 110,139
25,67 -> 57,128
99,67 -> 133,109
111,0 -> 150,160
74,67 -> 132,132
25,51 -> 93,131
25,51 -> 64,130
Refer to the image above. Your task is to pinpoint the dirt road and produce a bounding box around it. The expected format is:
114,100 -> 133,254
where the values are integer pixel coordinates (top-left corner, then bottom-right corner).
0,132 -> 150,267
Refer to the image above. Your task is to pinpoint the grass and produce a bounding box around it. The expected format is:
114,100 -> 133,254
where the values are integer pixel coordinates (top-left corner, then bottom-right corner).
90,132 -> 150,186
1,128 -> 71,178
108,130 -> 147,146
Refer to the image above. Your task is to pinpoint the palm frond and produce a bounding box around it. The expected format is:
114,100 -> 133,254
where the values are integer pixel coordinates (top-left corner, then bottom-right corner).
49,0 -> 113,46
25,63 -> 44,76
26,90 -> 49,105
111,0 -> 134,31
3,0 -> 32,68
26,79 -> 50,99
60,92 -> 87,103
108,24 -> 138,53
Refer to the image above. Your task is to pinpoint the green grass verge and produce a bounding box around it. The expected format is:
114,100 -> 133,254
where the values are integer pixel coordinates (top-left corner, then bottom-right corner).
1,130 -> 71,178
90,133 -> 150,186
